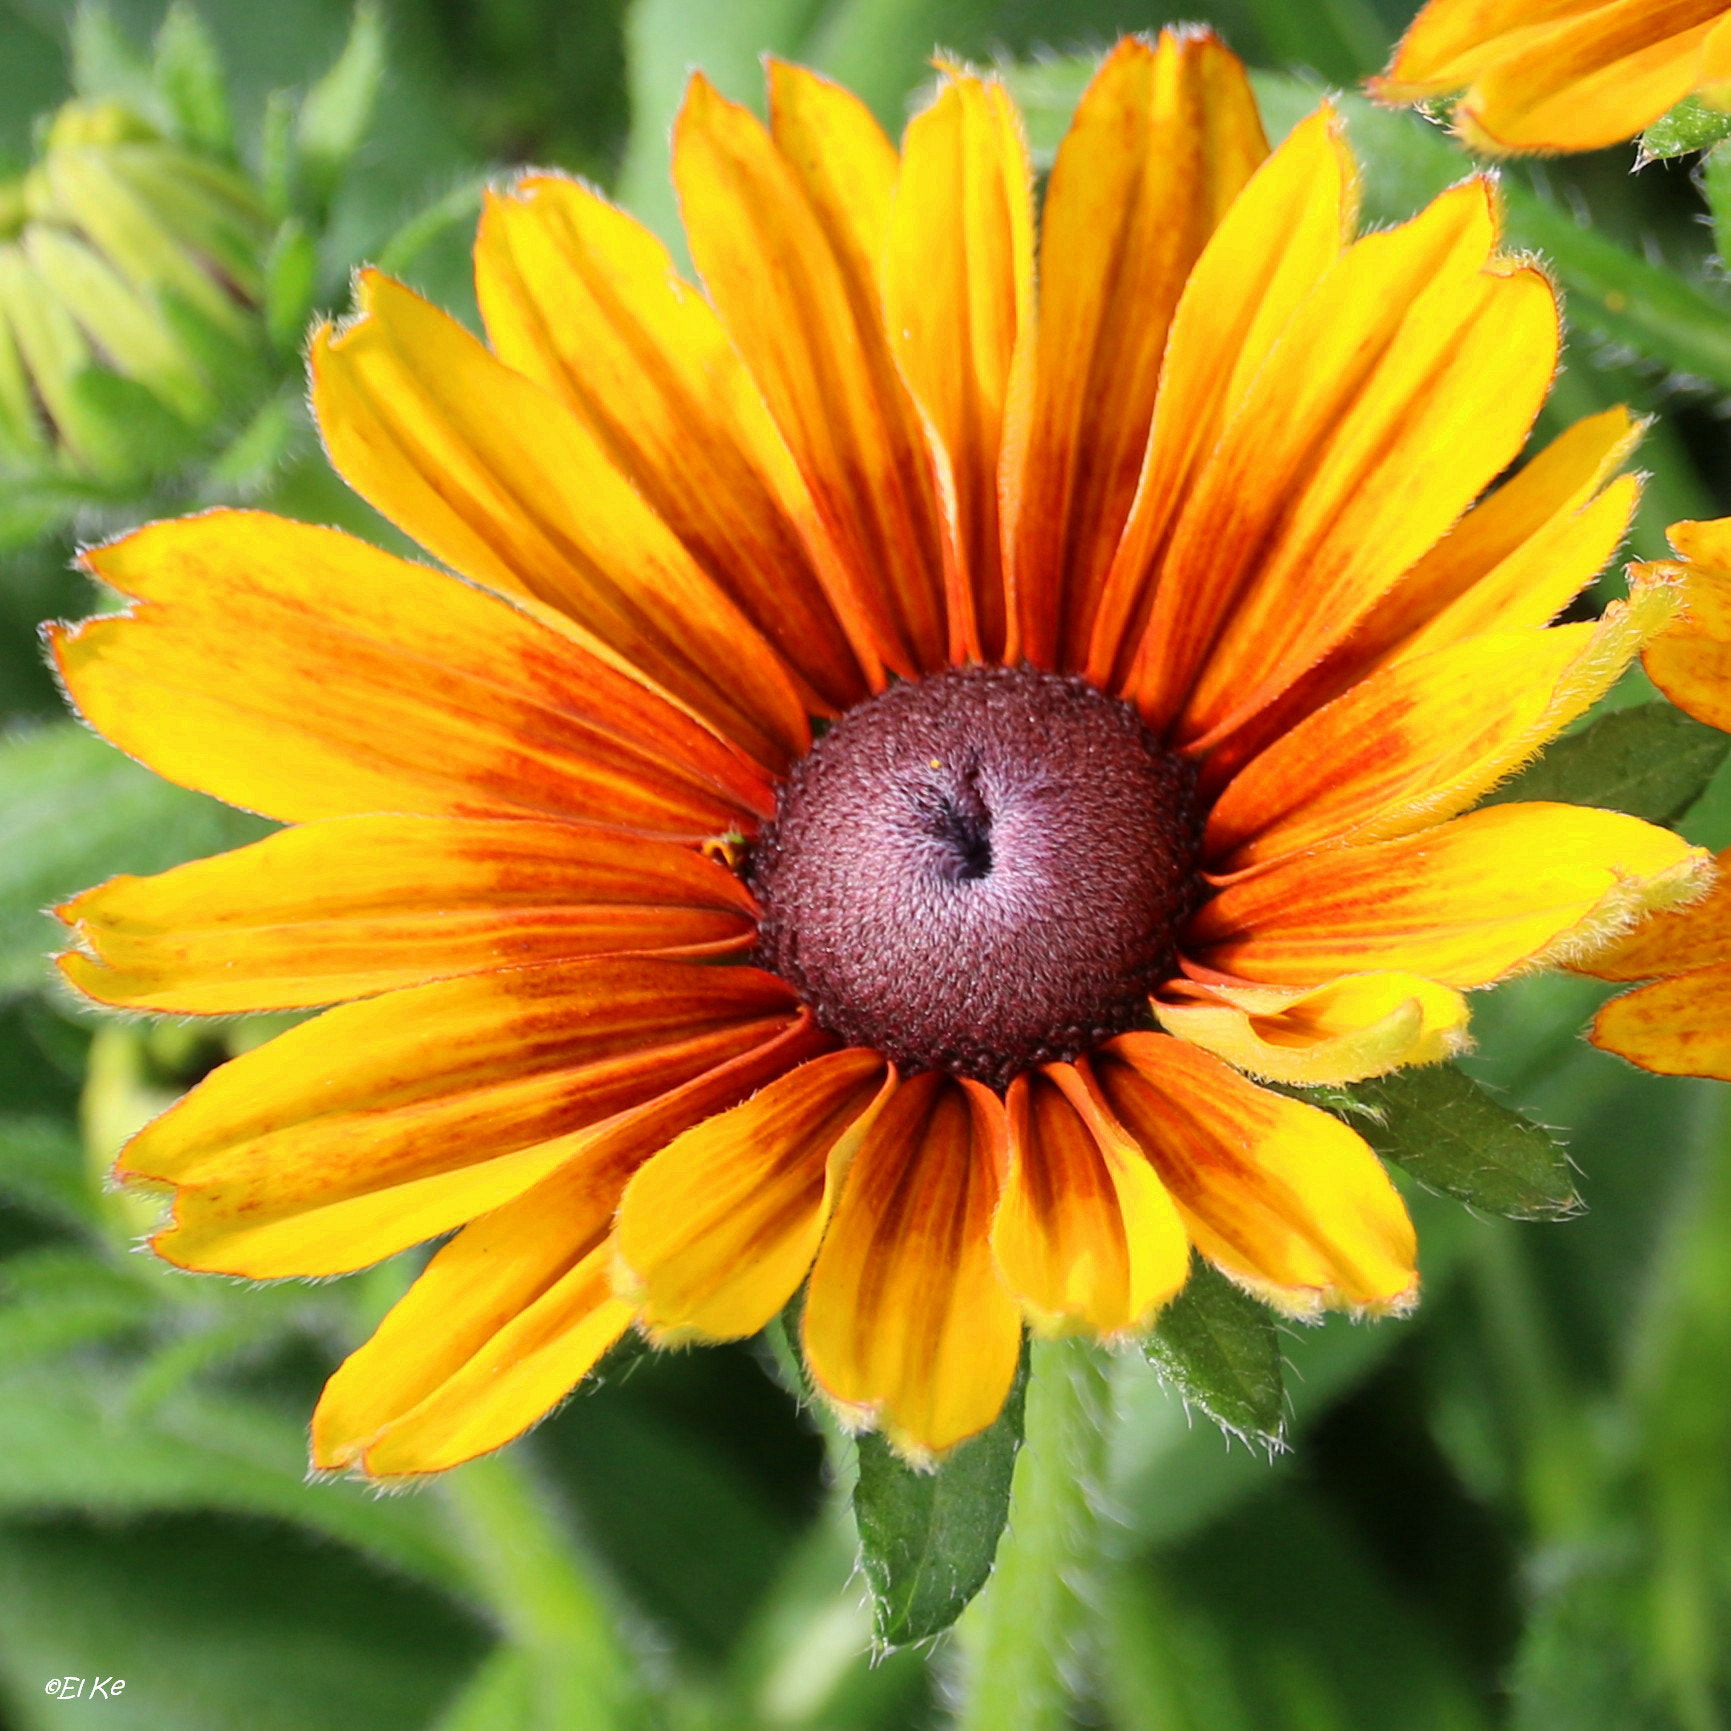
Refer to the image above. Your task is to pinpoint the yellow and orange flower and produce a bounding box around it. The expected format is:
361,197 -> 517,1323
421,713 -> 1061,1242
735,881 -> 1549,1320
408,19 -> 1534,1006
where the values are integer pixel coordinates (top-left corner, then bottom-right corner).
1372,0 -> 1731,156
1582,519 -> 1731,1077
51,33 -> 1710,1475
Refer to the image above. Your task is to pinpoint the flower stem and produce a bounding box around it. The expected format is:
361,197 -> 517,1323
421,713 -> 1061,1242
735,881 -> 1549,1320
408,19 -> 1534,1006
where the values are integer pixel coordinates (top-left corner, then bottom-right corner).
439,1450 -> 649,1730
953,1337 -> 1113,1731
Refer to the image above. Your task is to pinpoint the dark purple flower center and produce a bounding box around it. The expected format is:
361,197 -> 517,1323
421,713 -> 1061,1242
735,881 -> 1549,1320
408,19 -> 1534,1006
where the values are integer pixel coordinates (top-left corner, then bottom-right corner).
749,665 -> 1200,1089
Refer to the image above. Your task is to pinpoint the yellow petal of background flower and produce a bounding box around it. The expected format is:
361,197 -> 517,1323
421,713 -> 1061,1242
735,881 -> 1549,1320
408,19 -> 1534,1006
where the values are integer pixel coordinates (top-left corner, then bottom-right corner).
1206,589 -> 1673,869
802,1073 -> 1022,1462
311,1022 -> 821,1477
1577,845 -> 1731,980
991,1065 -> 1189,1339
125,960 -> 800,1278
54,512 -> 770,836
1190,803 -> 1710,987
1126,180 -> 1559,746
617,1049 -> 892,1345
1156,974 -> 1472,1086
1010,29 -> 1266,670
1086,103 -> 1356,690
1642,518 -> 1731,730
1094,1034 -> 1417,1316
311,271 -> 809,773
1459,3 -> 1729,156
674,69 -> 949,678
1593,961 -> 1731,1079
58,815 -> 758,1014
474,173 -> 876,711
884,69 -> 1033,663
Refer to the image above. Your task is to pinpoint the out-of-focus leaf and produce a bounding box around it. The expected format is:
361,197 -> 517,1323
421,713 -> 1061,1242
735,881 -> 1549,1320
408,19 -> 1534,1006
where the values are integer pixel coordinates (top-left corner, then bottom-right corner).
0,1513 -> 487,1731
427,1644 -> 532,1731
296,3 -> 386,219
1145,1258 -> 1284,1450
1340,1067 -> 1580,1222
0,1117 -> 94,1233
854,1343 -> 1027,1647
0,1248 -> 148,1365
1705,140 -> 1731,279
0,723 -> 272,996
0,1362 -> 463,1591
803,0 -> 998,123
1642,95 -> 1731,162
1483,702 -> 1731,826
1243,0 -> 1388,84
153,3 -> 233,157
69,5 -> 158,118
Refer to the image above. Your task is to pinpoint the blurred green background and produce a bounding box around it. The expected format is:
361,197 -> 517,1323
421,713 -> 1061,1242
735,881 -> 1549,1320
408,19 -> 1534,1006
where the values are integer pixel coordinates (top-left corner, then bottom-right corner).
4,0 -> 1731,1726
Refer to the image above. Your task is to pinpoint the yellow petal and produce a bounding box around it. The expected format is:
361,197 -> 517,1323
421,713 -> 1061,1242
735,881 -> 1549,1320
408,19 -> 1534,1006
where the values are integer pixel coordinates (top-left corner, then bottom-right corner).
1010,29 -> 1266,669
674,70 -> 949,677
311,271 -> 809,772
1127,179 -> 1559,746
615,1049 -> 893,1345
58,815 -> 758,1014
1189,802 -> 1711,988
1156,973 -> 1472,1086
475,174 -> 876,713
1577,845 -> 1731,980
990,1065 -> 1189,1339
1094,1033 -> 1417,1317
885,70 -> 1033,663
1206,585 -> 1676,869
311,1021 -> 821,1477
1087,103 -> 1357,690
802,1073 -> 1022,1462
126,960 -> 800,1278
53,511 -> 770,836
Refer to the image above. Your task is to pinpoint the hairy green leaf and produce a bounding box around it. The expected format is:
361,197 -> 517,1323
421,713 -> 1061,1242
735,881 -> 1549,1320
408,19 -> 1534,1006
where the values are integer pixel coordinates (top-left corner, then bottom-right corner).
1340,1066 -> 1579,1221
854,1340 -> 1028,1646
1482,702 -> 1731,826
1146,1258 -> 1285,1450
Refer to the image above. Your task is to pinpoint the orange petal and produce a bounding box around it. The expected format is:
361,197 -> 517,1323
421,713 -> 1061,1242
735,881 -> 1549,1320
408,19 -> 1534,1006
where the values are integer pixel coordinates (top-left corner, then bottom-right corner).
53,511 -> 770,836
1575,845 -> 1731,980
311,271 -> 809,773
310,1027 -> 816,1477
1086,103 -> 1357,690
1011,30 -> 1266,670
884,70 -> 1033,663
1206,587 -> 1675,870
990,1065 -> 1189,1339
1093,1033 -> 1417,1316
1592,961 -> 1731,1080
616,1049 -> 894,1344
1124,180 -> 1558,746
1189,802 -> 1710,989
57,815 -> 758,1014
1642,518 -> 1731,730
1156,973 -> 1472,1086
474,173 -> 877,711
124,959 -> 802,1278
802,1072 -> 1022,1462
674,69 -> 949,677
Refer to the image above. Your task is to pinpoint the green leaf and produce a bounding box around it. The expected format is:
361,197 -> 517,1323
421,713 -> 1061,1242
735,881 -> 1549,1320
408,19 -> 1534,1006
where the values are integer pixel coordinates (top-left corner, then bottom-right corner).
1145,1258 -> 1285,1450
152,2 -> 233,158
0,722 -> 273,996
0,1116 -> 95,1233
1641,95 -> 1731,161
1482,702 -> 1731,825
854,1340 -> 1028,1646
1704,139 -> 1731,278
1335,1065 -> 1580,1221
295,3 -> 386,219
68,4 -> 159,119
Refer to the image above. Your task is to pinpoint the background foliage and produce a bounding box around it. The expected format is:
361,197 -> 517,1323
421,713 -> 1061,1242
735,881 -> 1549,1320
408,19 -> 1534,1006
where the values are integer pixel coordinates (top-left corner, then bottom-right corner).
3,0 -> 1731,1726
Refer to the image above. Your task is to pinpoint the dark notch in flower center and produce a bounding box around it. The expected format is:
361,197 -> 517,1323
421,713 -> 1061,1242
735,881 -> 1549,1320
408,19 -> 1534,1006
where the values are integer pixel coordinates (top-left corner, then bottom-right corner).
749,664 -> 1200,1090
